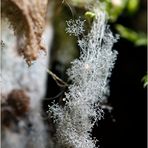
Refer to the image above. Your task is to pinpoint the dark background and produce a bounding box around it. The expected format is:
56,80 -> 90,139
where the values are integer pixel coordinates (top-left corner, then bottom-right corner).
43,1 -> 147,148
93,37 -> 147,148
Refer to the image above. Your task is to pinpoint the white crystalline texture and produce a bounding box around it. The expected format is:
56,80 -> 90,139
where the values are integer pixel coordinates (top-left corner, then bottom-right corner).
49,9 -> 118,148
65,17 -> 86,36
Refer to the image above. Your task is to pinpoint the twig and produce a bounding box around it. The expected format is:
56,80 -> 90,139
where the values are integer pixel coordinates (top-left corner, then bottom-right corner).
46,68 -> 68,87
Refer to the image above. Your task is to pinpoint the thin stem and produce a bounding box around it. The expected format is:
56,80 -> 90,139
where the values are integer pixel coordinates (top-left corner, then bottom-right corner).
46,68 -> 68,87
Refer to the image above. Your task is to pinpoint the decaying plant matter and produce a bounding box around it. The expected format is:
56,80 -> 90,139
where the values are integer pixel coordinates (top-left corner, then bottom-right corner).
1,89 -> 30,128
1,1 -> 54,148
2,0 -> 48,65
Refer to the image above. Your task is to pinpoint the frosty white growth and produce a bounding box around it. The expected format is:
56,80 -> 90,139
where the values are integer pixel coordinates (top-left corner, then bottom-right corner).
49,8 -> 118,148
65,17 -> 86,36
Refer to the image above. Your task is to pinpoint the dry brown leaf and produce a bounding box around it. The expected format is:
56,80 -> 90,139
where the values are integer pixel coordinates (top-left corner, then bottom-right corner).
2,0 -> 48,65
